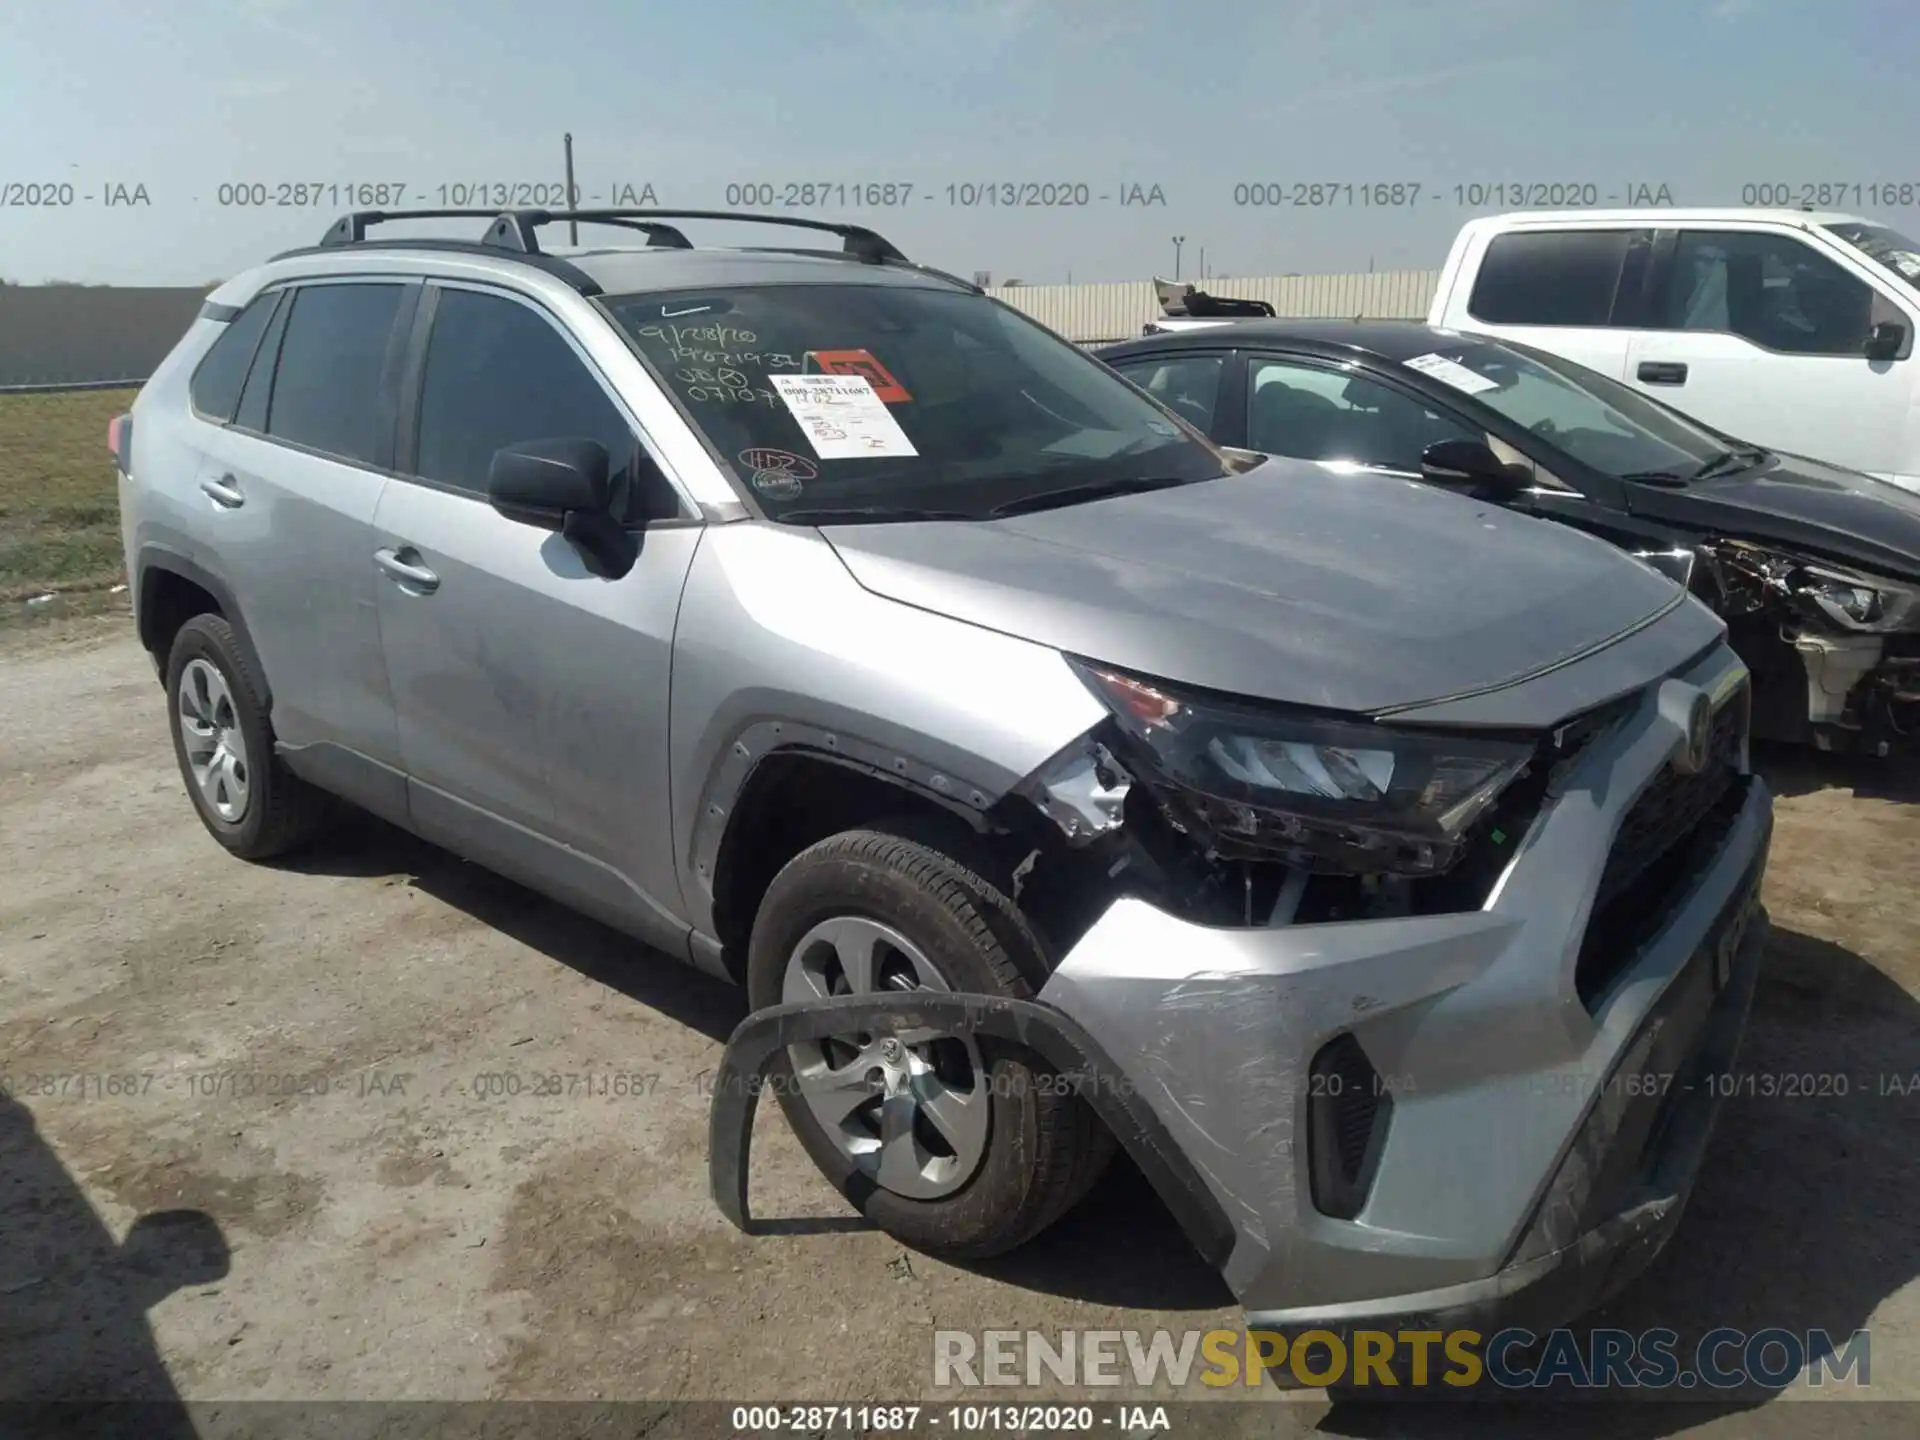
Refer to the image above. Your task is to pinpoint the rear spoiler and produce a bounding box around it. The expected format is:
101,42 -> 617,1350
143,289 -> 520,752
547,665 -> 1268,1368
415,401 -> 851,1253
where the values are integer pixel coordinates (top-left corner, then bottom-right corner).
1153,276 -> 1275,319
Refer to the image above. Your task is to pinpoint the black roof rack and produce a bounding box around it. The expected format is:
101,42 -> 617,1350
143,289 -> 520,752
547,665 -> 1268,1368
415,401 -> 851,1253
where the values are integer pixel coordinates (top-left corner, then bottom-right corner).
317,207 -> 909,265
272,232 -> 606,295
288,208 -> 978,298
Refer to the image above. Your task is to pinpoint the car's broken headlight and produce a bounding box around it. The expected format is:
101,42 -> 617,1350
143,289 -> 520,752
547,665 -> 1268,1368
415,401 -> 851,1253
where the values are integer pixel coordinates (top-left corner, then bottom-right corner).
1071,661 -> 1534,876
1795,562 -> 1920,634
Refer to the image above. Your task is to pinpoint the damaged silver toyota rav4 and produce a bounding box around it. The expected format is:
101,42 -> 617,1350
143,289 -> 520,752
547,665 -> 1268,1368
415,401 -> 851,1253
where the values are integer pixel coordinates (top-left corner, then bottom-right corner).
116,211 -> 1774,1343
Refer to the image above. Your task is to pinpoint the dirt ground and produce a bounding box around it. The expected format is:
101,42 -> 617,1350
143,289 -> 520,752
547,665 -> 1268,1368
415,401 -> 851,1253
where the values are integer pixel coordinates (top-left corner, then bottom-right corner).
2,612 -> 1917,1437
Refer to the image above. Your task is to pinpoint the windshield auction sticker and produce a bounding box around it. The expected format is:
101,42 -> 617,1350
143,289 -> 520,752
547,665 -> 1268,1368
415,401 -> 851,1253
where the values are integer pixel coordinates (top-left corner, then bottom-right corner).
805,348 -> 913,402
770,374 -> 919,459
1404,352 -> 1501,395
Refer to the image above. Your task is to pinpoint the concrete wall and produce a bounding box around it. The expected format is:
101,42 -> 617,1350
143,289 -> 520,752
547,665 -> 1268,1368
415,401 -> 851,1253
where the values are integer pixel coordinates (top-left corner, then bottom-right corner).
0,286 -> 209,390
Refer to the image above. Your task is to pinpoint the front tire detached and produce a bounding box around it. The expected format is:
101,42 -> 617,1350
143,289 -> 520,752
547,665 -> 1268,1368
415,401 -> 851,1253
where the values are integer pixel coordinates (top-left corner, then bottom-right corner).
165,614 -> 329,860
746,826 -> 1109,1260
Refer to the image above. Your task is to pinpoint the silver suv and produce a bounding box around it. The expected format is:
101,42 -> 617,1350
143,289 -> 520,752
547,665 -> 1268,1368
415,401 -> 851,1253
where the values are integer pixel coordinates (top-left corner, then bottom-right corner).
116,209 -> 1774,1341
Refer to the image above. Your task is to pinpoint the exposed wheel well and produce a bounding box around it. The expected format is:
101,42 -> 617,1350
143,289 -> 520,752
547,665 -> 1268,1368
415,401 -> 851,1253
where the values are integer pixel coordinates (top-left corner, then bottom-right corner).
708,752 -> 1009,984
139,567 -> 224,674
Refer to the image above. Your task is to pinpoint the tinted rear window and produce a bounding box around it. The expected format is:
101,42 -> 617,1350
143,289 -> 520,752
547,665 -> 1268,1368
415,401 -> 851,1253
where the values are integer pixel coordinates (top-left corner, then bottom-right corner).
189,294 -> 278,422
1468,231 -> 1635,326
264,284 -> 405,465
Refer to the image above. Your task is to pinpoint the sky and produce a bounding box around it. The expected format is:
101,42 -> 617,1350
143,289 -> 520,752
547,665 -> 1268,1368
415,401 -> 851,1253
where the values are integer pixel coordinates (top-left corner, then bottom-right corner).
1,0 -> 1915,286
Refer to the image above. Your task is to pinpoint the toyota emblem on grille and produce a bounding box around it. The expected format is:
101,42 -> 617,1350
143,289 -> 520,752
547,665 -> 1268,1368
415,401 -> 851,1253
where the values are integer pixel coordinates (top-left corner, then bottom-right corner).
1674,690 -> 1714,775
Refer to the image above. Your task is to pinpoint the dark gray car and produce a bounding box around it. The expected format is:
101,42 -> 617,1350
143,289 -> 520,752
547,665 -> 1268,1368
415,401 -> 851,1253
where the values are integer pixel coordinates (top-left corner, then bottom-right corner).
116,210 -> 1774,1345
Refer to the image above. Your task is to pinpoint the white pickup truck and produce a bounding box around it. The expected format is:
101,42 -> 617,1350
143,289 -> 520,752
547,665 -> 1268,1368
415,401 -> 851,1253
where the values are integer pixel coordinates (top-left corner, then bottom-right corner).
1428,209 -> 1920,492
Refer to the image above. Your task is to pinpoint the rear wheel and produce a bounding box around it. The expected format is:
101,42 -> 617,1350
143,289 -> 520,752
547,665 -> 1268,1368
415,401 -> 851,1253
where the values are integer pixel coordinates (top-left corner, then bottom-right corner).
165,614 -> 330,859
745,825 -> 1109,1259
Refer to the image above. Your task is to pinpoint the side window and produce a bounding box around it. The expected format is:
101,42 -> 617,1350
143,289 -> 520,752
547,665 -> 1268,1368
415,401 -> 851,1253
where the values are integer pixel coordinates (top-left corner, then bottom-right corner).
1468,231 -> 1635,327
265,283 -> 406,465
1110,354 -> 1226,432
414,288 -> 659,521
232,291 -> 291,433
1658,231 -> 1875,355
188,293 -> 279,422
1246,358 -> 1477,472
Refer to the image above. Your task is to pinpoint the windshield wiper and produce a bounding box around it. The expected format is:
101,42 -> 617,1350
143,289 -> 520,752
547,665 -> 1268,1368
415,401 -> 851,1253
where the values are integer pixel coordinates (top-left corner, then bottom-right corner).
778,505 -> 979,525
1618,469 -> 1691,487
1686,447 -> 1771,482
986,476 -> 1193,518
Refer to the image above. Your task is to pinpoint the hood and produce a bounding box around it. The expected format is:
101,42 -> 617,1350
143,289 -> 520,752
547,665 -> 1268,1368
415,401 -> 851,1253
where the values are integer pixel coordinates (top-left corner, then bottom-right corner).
1624,453 -> 1920,582
819,461 -> 1685,715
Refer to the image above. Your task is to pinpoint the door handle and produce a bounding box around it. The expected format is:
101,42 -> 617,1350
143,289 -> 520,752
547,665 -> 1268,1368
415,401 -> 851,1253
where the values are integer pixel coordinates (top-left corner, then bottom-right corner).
1637,361 -> 1689,385
199,474 -> 245,508
374,546 -> 440,593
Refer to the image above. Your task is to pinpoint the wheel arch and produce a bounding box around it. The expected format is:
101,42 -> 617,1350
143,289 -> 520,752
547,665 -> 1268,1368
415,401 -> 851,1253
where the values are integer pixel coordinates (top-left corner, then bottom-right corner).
700,739 -> 1015,985
135,546 -> 268,706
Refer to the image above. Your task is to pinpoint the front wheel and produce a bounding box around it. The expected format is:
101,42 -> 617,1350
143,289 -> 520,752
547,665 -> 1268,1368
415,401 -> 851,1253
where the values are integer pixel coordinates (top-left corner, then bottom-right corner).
745,826 -> 1109,1259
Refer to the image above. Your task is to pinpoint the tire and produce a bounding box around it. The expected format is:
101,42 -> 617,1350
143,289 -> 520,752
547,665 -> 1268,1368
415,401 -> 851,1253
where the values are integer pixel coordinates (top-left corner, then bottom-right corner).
746,825 -> 1109,1260
165,614 -> 330,860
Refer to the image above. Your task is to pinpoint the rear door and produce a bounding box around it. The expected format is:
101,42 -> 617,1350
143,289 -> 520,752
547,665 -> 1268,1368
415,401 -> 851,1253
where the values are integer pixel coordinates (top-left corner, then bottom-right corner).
1450,227 -> 1652,382
370,280 -> 701,954
191,278 -> 415,819
1624,225 -> 1913,474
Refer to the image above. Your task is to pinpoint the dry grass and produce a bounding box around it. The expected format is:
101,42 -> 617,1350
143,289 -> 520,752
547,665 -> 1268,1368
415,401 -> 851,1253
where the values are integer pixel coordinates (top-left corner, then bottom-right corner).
0,387 -> 138,617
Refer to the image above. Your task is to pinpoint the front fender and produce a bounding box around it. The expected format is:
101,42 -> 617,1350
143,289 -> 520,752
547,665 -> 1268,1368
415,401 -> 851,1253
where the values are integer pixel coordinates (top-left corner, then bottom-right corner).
667,523 -> 1106,937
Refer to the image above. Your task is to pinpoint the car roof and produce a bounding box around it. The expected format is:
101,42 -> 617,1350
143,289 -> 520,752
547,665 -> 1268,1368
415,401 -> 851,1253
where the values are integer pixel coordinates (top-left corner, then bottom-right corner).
1458,207 -> 1874,231
1105,318 -> 1469,364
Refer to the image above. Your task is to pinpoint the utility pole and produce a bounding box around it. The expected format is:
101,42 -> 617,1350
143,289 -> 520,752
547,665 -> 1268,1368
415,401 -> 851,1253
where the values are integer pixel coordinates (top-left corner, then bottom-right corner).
563,133 -> 579,245
1171,235 -> 1186,281
1198,246 -> 1206,281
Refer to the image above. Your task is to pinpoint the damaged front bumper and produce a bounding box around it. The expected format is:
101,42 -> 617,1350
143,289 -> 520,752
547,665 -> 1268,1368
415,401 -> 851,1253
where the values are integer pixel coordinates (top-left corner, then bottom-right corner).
1701,540 -> 1920,755
710,642 -> 1776,1336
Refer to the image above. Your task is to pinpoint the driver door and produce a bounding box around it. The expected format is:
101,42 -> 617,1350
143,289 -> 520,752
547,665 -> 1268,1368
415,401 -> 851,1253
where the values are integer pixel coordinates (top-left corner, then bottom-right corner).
1236,353 -> 1482,478
372,281 -> 701,957
1625,227 -> 1911,475
1105,350 -> 1238,442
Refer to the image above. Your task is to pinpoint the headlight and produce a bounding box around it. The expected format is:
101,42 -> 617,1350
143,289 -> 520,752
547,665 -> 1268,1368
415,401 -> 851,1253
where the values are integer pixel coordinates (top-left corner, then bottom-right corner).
1071,661 -> 1535,877
1795,563 -> 1920,634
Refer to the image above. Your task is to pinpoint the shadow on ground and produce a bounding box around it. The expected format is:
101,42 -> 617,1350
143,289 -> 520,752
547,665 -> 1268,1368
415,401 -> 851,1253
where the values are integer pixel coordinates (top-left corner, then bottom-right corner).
1753,741 -> 1920,804
273,811 -> 748,1046
1,1094 -> 230,1437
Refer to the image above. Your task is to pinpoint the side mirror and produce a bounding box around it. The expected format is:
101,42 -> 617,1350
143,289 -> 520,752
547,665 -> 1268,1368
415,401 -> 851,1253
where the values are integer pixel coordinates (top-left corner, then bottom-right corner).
1864,320 -> 1907,361
1420,438 -> 1527,501
488,437 -> 612,528
488,438 -> 640,579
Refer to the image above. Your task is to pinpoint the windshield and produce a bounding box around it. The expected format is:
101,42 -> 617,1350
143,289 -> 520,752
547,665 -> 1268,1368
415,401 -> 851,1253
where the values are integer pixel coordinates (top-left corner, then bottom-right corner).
600,282 -> 1226,521
1826,221 -> 1920,293
1401,339 -> 1739,481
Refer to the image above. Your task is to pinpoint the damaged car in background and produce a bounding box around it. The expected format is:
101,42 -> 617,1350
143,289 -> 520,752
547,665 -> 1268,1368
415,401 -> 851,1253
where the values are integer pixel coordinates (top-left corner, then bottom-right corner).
1101,319 -> 1920,756
122,210 -> 1774,1349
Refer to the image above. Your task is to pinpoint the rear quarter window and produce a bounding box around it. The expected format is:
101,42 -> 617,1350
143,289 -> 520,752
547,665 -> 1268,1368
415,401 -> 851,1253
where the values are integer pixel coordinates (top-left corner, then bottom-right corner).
188,294 -> 279,422
1468,230 -> 1636,327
